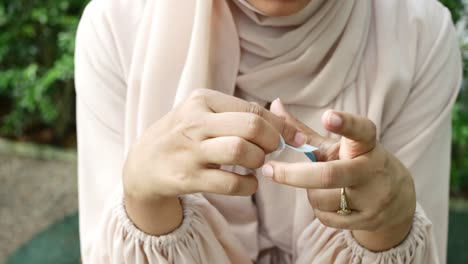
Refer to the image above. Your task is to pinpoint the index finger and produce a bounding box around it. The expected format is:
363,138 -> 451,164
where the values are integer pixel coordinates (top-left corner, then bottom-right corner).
191,89 -> 303,146
262,157 -> 368,189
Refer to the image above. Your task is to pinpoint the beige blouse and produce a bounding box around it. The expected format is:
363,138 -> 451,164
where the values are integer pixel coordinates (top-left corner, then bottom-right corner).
74,0 -> 462,263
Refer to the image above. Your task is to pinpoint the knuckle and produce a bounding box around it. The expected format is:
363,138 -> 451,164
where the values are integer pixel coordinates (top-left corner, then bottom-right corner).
247,102 -> 264,117
247,178 -> 259,195
230,137 -> 246,162
378,188 -> 394,208
366,210 -> 380,225
371,160 -> 386,179
317,213 -> 333,227
374,213 -> 386,228
374,179 -> 393,206
320,164 -> 335,188
282,121 -> 296,142
225,177 -> 242,194
180,115 -> 206,132
189,88 -> 209,99
174,169 -> 190,182
274,165 -> 287,183
308,194 -> 318,208
252,154 -> 266,169
340,220 -> 352,230
367,213 -> 383,231
368,120 -> 377,140
307,190 -> 316,203
175,172 -> 192,193
251,102 -> 262,108
342,114 -> 354,133
246,114 -> 263,138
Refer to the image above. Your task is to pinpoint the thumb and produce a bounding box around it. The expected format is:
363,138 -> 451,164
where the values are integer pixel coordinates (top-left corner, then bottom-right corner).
270,98 -> 305,129
270,98 -> 319,137
270,98 -> 290,119
270,99 -> 338,162
321,110 -> 376,159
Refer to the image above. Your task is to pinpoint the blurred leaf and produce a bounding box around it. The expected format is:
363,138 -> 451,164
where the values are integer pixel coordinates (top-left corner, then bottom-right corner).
0,0 -> 87,142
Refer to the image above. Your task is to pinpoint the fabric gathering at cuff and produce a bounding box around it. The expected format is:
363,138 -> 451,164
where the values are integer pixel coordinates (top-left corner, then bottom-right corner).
115,192 -> 206,247
296,204 -> 438,263
100,191 -> 438,263
85,191 -> 252,263
342,205 -> 436,262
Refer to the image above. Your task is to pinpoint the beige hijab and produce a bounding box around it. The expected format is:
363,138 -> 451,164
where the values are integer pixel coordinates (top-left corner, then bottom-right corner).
122,3 -> 371,258
124,0 -> 370,149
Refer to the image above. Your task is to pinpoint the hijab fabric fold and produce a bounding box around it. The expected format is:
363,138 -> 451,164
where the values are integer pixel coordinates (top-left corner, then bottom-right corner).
125,0 -> 370,148
123,2 -> 370,257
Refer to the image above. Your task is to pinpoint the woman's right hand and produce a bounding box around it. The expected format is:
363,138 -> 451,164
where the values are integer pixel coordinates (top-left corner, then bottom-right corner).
123,89 -> 305,235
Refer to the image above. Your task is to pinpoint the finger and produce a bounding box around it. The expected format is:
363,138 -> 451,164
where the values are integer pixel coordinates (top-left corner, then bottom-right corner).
199,136 -> 266,169
308,189 -> 341,212
262,158 -> 368,189
270,98 -> 325,142
322,110 -> 377,145
189,89 -> 305,146
308,188 -> 359,212
203,112 -> 280,153
270,99 -> 340,161
192,168 -> 258,196
308,189 -> 340,211
314,208 -> 369,230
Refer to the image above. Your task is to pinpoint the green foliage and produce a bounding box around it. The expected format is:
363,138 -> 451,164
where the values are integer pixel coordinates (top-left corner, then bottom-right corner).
452,100 -> 468,195
440,0 -> 464,22
451,61 -> 468,194
0,0 -> 87,140
439,0 -> 468,195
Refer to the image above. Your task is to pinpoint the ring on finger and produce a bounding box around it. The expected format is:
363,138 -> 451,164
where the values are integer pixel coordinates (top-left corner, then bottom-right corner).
337,187 -> 352,215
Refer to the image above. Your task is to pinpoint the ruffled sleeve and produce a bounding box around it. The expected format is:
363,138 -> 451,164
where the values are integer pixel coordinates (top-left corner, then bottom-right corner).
87,193 -> 251,263
295,205 -> 438,264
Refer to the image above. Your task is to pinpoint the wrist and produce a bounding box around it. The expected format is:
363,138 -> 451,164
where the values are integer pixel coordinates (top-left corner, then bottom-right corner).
352,209 -> 414,252
123,161 -> 183,236
124,192 -> 183,236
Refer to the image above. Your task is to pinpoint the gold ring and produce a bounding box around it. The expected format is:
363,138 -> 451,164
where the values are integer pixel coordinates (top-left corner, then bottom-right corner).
337,188 -> 351,215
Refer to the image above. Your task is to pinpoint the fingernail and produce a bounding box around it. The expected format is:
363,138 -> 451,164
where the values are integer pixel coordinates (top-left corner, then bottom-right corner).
262,164 -> 274,179
294,132 -> 307,145
276,98 -> 287,111
329,113 -> 342,128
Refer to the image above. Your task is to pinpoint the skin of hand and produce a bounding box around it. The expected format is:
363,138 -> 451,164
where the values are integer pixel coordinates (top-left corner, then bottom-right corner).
263,99 -> 416,252
123,89 -> 306,236
245,0 -> 311,16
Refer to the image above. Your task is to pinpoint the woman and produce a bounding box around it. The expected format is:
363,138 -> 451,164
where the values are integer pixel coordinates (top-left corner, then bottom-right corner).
74,0 -> 461,263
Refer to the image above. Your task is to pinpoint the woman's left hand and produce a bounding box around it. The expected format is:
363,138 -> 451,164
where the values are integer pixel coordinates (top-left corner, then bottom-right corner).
262,99 -> 416,252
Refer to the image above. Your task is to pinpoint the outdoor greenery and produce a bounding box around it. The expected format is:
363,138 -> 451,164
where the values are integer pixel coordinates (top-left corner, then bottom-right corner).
441,0 -> 465,21
0,0 -> 86,141
442,0 -> 468,196
0,0 -> 467,195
